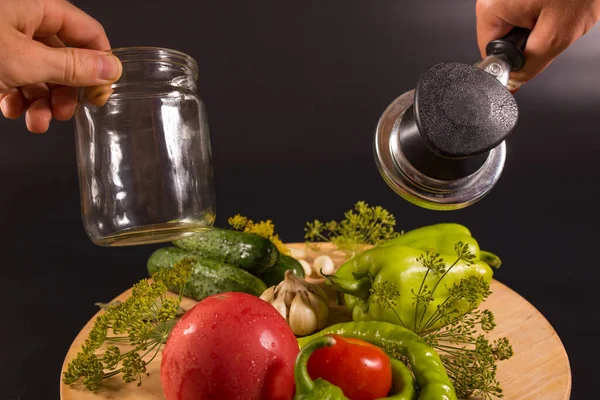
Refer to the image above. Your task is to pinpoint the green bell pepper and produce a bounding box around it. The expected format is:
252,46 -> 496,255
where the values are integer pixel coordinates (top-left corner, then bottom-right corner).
324,223 -> 499,333
381,223 -> 501,268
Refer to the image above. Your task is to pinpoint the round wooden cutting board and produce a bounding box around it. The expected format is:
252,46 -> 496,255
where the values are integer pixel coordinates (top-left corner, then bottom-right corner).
60,243 -> 571,400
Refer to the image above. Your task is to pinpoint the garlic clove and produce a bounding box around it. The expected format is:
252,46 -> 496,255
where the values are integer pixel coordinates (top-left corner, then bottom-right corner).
289,291 -> 319,336
299,260 -> 312,277
313,255 -> 335,276
260,286 -> 275,303
272,296 -> 289,322
288,246 -> 308,260
305,291 -> 330,330
306,280 -> 329,303
275,283 -> 297,308
278,287 -> 296,308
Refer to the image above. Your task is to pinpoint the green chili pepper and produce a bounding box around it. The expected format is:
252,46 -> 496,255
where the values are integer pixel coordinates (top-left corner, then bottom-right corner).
325,223 -> 498,332
294,335 -> 349,400
381,358 -> 417,400
297,321 -> 457,400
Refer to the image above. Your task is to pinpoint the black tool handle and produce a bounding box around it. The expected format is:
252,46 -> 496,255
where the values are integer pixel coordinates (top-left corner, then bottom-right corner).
485,27 -> 531,71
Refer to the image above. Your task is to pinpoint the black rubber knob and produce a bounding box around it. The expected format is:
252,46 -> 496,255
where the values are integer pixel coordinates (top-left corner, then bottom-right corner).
399,105 -> 490,181
413,62 -> 518,159
486,27 -> 531,71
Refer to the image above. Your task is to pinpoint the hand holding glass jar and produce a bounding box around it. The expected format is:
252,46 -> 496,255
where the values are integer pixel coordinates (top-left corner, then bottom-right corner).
0,0 -> 123,134
0,1 -> 216,246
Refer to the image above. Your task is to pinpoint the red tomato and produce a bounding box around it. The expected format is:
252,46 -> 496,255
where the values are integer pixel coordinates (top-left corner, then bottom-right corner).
306,334 -> 392,400
160,292 -> 299,400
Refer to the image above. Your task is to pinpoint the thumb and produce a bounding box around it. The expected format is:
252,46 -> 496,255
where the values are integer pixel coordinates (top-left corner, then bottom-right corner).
16,40 -> 122,88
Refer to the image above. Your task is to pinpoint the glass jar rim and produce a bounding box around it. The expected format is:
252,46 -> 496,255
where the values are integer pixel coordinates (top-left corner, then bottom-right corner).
108,46 -> 198,75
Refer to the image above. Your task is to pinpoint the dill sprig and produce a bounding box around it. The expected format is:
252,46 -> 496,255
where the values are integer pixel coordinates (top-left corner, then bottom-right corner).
228,214 -> 290,255
62,259 -> 194,391
371,243 -> 514,399
304,201 -> 400,255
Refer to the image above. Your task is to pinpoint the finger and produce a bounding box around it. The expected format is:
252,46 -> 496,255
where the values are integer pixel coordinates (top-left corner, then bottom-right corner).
35,0 -> 111,51
510,9 -> 583,83
25,98 -> 52,134
20,83 -> 54,133
20,82 -> 51,103
7,38 -> 122,88
51,85 -> 78,121
0,91 -> 27,119
476,0 -> 516,59
36,34 -> 72,101
39,35 -> 110,113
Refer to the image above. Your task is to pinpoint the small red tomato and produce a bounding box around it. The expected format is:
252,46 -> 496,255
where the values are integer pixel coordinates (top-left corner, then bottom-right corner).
160,292 -> 299,400
306,334 -> 392,400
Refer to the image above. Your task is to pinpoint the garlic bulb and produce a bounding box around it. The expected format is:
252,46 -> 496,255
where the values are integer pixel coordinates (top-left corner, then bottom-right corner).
259,270 -> 330,336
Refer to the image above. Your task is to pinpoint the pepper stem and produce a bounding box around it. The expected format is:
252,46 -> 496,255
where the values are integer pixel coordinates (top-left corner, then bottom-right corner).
294,335 -> 336,394
321,271 -> 372,301
480,250 -> 502,268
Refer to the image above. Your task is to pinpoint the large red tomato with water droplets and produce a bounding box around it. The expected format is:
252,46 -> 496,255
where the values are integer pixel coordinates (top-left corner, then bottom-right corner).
160,292 -> 299,400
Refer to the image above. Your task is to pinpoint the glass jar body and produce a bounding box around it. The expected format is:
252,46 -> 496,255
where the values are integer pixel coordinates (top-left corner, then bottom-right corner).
73,47 -> 215,246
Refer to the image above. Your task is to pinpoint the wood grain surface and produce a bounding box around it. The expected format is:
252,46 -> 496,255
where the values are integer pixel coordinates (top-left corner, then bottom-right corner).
60,243 -> 571,400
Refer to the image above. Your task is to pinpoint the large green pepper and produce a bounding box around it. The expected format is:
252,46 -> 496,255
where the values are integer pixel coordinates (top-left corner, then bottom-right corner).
381,223 -> 501,268
298,321 -> 456,400
325,223 -> 498,332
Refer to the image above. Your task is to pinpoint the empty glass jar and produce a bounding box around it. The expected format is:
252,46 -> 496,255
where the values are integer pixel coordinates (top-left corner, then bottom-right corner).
73,47 -> 216,246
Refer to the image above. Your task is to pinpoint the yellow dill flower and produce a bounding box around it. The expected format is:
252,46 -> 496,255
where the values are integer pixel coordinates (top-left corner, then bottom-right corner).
228,214 -> 290,256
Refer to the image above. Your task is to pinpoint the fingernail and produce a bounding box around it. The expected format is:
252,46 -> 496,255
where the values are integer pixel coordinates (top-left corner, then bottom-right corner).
84,85 -> 114,107
97,55 -> 121,81
507,79 -> 524,93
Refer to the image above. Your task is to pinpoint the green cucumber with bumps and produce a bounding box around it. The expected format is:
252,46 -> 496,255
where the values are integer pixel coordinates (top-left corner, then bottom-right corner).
147,247 -> 267,300
172,228 -> 279,272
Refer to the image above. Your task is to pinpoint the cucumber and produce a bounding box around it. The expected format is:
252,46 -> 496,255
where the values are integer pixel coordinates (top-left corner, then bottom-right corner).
147,247 -> 268,301
256,255 -> 306,287
172,228 -> 279,272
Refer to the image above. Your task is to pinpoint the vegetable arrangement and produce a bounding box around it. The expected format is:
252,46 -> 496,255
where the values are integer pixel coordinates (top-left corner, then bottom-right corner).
63,201 -> 514,400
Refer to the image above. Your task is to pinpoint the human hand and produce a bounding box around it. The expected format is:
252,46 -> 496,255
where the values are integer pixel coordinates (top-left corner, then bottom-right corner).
0,0 -> 122,133
476,0 -> 600,91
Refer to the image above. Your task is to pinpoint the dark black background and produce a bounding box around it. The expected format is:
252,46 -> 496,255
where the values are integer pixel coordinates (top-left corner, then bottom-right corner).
1,0 -> 598,399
